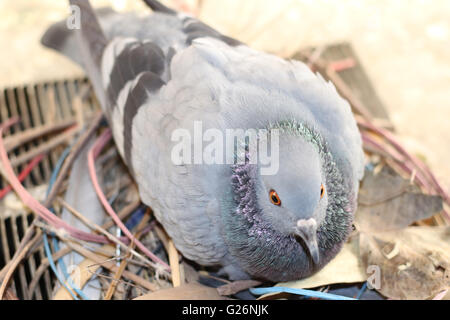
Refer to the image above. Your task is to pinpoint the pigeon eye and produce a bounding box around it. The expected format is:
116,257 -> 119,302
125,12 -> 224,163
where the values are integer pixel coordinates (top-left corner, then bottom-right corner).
320,184 -> 325,199
269,190 -> 281,206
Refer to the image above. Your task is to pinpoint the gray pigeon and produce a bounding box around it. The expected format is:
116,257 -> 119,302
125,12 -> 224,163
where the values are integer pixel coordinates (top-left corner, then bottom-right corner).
41,0 -> 365,282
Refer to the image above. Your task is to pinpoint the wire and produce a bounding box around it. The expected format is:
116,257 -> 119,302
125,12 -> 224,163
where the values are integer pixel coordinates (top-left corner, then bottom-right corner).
0,122 -> 129,243
125,206 -> 147,230
42,146 -> 90,300
42,233 -> 79,300
43,144 -> 148,299
356,282 -> 368,299
87,129 -> 170,270
249,286 -> 357,300
0,154 -> 45,199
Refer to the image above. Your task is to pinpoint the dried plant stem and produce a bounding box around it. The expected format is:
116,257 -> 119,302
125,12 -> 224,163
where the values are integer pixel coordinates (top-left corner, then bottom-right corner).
87,129 -> 170,270
35,221 -> 160,293
27,246 -> 72,298
66,241 -> 159,292
104,210 -> 151,300
0,211 -> 38,295
153,225 -> 180,285
103,247 -> 133,300
168,239 -> 183,287
100,200 -> 140,231
0,125 -> 123,243
0,113 -> 102,296
359,119 -> 450,204
9,125 -> 79,168
59,198 -> 156,269
44,112 -> 104,206
0,230 -> 42,299
3,120 -> 76,152
361,133 -> 431,190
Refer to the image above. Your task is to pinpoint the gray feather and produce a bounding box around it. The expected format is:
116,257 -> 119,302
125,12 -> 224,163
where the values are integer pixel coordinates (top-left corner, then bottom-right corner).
60,138 -> 104,299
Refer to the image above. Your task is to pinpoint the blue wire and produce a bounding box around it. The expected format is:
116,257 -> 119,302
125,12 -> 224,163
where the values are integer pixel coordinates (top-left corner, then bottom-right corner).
42,144 -> 146,299
356,282 -> 368,300
125,206 -> 146,230
42,146 -> 90,300
46,149 -> 74,287
249,286 -> 357,300
51,234 -> 90,300
42,234 -> 78,300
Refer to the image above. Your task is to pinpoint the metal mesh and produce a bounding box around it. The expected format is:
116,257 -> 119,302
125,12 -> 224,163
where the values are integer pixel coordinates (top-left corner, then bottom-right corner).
0,77 -> 97,299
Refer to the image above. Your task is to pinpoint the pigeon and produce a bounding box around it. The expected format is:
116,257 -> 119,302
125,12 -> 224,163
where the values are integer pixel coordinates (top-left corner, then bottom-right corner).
41,0 -> 365,282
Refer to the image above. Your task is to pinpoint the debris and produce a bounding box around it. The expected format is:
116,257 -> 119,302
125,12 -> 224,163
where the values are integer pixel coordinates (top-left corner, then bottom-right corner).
359,227 -> 450,299
356,165 -> 443,233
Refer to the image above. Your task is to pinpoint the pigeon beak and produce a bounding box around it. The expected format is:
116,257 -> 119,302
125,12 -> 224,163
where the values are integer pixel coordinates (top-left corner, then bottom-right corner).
294,218 -> 320,265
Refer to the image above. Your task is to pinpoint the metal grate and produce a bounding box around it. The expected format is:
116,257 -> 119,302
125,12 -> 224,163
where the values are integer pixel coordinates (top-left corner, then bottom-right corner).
0,77 -> 98,299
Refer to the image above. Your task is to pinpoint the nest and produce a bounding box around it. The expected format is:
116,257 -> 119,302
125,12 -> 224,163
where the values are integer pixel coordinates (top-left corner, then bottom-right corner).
0,43 -> 448,300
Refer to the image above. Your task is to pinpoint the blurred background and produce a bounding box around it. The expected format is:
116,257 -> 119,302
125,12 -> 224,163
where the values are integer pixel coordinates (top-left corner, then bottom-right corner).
0,0 -> 449,189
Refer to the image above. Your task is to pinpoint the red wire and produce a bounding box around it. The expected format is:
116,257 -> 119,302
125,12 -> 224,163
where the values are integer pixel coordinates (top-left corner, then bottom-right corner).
0,118 -> 127,244
0,154 -> 44,200
0,153 -> 45,199
87,129 -> 170,270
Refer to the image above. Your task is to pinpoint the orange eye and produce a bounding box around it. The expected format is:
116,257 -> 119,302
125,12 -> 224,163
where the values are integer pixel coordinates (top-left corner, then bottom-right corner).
269,190 -> 281,206
320,184 -> 325,199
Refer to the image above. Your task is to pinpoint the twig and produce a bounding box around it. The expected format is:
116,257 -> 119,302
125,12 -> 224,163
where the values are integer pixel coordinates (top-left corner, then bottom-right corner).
9,125 -> 79,168
100,200 -> 140,231
0,231 -> 42,299
359,119 -> 450,204
87,129 -> 170,270
103,245 -> 133,300
65,241 -> 159,292
306,46 -> 326,70
168,239 -> 183,287
104,209 -> 152,300
58,198 -> 156,269
0,222 -> 37,281
27,246 -> 72,298
35,221 -> 161,293
0,118 -> 130,244
0,153 -> 45,199
44,112 -> 103,206
3,120 -> 76,152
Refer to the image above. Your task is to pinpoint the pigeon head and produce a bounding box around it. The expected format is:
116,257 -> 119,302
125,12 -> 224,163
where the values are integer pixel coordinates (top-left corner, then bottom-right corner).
258,133 -> 326,265
222,120 -> 354,282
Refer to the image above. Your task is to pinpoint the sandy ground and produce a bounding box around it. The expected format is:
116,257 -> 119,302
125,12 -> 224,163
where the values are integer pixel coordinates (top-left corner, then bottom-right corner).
0,0 -> 449,190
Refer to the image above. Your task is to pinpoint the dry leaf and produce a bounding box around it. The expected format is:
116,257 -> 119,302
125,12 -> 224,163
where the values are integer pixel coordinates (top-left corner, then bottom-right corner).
273,236 -> 366,290
359,226 -> 450,299
356,165 -> 443,232
133,282 -> 226,300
